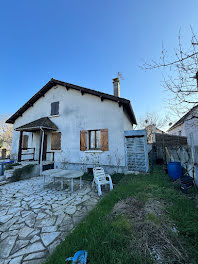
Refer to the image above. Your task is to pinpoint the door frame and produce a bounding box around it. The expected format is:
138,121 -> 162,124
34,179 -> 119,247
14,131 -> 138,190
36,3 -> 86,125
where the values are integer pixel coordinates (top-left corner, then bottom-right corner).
124,130 -> 149,172
125,135 -> 144,171
39,132 -> 48,162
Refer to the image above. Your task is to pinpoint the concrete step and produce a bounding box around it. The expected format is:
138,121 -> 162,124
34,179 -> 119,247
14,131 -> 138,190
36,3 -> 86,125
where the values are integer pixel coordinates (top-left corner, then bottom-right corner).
0,175 -> 5,182
4,169 -> 15,179
124,171 -> 140,175
0,180 -> 8,186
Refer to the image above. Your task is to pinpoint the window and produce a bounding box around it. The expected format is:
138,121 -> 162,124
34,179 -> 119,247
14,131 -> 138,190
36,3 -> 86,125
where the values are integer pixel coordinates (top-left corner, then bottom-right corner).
80,129 -> 108,151
89,130 -> 101,150
51,132 -> 61,150
51,102 -> 59,116
22,135 -> 28,149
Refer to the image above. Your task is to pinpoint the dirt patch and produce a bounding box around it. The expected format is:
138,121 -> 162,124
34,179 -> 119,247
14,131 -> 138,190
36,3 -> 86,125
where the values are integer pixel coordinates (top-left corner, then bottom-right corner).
113,198 -> 144,219
112,198 -> 188,263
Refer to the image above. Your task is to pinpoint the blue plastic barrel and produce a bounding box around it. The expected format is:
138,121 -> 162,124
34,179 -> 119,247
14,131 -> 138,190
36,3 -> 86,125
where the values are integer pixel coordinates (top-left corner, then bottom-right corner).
167,162 -> 182,180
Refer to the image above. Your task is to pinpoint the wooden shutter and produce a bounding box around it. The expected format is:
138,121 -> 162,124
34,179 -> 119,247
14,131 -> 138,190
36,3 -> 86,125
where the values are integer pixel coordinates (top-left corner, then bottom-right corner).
80,130 -> 87,151
101,129 -> 108,151
22,135 -> 28,149
55,102 -> 59,115
51,132 -> 61,150
51,102 -> 59,115
51,102 -> 55,115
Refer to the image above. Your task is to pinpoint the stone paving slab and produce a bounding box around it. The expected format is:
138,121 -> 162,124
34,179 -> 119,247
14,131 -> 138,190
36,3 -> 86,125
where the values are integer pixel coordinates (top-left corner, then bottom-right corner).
0,176 -> 100,264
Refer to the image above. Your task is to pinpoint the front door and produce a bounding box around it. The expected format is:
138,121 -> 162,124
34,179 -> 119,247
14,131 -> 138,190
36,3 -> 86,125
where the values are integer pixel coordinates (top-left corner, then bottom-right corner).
126,136 -> 146,172
42,134 -> 47,161
39,133 -> 48,162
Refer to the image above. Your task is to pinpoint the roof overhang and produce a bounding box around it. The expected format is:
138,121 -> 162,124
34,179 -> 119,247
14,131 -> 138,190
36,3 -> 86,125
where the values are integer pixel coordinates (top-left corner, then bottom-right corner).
167,122 -> 183,132
167,105 -> 198,132
15,126 -> 57,132
15,117 -> 58,132
6,78 -> 137,126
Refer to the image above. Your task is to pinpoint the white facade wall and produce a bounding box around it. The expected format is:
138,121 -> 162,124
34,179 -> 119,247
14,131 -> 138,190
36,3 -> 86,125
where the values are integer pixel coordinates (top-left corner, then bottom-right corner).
168,108 -> 198,146
168,124 -> 184,136
11,85 -> 133,173
183,108 -> 198,146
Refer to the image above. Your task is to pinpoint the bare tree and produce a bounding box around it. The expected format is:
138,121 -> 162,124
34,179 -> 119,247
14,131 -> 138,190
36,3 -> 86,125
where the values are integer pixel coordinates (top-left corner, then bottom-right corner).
137,111 -> 169,129
0,114 -> 13,151
143,28 -> 198,117
137,112 -> 169,143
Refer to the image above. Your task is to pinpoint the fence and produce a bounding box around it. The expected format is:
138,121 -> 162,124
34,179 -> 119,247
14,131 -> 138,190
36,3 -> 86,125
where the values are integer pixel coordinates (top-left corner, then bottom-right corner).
149,133 -> 198,185
155,133 -> 187,146
151,133 -> 188,163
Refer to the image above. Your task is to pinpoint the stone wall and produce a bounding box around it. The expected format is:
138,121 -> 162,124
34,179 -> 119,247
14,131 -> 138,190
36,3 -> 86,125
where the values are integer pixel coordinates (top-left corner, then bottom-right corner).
4,165 -> 40,180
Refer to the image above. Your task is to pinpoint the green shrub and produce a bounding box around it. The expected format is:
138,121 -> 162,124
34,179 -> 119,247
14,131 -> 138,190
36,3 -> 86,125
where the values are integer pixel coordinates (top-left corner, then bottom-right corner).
111,173 -> 126,184
5,163 -> 20,170
82,172 -> 93,181
10,164 -> 35,182
146,212 -> 161,225
111,215 -> 131,233
83,172 -> 127,184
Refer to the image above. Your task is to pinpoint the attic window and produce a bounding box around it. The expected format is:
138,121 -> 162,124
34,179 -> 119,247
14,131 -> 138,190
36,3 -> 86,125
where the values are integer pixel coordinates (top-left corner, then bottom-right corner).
51,102 -> 59,116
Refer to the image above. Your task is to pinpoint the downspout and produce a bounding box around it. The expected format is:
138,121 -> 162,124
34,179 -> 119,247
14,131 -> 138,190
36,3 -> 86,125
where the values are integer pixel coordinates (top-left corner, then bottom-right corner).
40,127 -> 44,177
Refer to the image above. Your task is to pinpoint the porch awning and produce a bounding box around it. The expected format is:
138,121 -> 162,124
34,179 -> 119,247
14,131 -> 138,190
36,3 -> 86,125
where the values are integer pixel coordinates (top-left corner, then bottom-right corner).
15,117 -> 58,132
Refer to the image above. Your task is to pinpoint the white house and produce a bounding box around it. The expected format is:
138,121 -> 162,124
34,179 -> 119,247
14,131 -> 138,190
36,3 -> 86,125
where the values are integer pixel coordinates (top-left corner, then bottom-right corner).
6,78 -> 144,173
167,105 -> 198,146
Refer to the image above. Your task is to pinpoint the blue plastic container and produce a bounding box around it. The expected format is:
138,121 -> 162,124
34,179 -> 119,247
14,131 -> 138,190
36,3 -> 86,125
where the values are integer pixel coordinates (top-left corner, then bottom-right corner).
167,162 -> 182,180
0,160 -> 14,175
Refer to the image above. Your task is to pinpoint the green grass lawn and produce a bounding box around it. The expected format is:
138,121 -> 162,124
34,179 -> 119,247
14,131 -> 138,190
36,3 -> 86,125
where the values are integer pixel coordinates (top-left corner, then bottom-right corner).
44,167 -> 198,264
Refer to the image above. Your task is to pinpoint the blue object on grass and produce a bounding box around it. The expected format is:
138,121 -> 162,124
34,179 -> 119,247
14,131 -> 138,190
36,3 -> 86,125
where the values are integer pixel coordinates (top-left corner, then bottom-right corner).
3,160 -> 14,164
65,250 -> 88,264
167,162 -> 182,180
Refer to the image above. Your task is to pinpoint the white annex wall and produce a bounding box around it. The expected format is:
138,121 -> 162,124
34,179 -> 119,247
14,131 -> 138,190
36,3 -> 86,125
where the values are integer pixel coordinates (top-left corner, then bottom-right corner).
183,108 -> 198,146
168,125 -> 184,136
11,84 -> 133,171
168,108 -> 198,146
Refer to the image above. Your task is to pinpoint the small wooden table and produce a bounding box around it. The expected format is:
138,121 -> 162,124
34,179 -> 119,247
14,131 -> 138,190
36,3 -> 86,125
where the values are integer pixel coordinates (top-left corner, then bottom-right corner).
53,170 -> 84,192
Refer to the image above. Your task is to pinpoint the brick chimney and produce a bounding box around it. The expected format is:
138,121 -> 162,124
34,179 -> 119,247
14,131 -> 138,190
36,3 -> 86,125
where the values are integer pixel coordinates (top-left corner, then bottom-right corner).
112,77 -> 120,97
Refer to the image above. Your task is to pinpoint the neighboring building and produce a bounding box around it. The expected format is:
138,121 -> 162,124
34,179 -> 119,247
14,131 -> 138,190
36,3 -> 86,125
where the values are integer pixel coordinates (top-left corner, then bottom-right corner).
167,105 -> 198,146
6,78 -> 139,173
145,125 -> 164,143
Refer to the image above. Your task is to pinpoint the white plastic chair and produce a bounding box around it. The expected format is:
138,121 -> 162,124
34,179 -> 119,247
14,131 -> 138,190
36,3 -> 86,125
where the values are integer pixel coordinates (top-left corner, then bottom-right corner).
92,167 -> 113,196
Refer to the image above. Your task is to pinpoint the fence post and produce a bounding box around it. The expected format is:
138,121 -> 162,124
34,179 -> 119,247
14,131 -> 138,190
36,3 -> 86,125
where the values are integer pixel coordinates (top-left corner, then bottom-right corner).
150,144 -> 154,173
2,149 -> 6,159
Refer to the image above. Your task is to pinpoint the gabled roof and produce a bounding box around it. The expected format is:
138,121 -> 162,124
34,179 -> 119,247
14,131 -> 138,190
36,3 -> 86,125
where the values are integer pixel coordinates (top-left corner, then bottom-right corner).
6,78 -> 137,125
15,117 -> 58,132
167,105 -> 198,132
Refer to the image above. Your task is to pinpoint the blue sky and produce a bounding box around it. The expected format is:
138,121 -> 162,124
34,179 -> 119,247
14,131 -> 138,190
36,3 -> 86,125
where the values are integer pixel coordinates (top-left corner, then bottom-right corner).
1,0 -> 198,124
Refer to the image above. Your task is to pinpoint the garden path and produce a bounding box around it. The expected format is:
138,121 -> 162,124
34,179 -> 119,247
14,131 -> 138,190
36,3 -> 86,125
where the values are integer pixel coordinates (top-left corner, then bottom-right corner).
0,176 -> 99,264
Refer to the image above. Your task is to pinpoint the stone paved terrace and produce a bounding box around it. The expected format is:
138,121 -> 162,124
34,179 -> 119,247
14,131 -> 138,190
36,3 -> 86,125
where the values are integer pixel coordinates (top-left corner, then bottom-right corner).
0,176 -> 100,264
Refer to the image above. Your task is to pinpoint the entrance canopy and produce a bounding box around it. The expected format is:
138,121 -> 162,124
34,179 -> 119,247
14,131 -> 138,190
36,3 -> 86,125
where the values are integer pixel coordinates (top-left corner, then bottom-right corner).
15,117 -> 58,132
